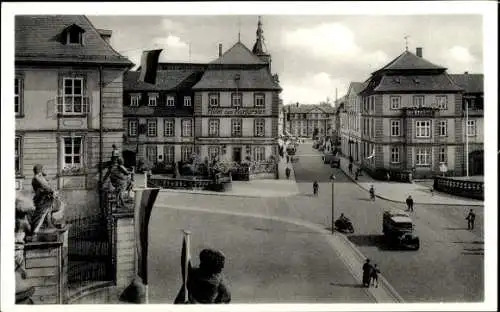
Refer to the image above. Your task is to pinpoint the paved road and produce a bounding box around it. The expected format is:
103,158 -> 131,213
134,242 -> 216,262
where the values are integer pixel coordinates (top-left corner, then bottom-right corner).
147,201 -> 373,303
291,141 -> 484,302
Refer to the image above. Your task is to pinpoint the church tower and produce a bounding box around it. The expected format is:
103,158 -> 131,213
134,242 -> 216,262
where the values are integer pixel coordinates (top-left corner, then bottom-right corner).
252,16 -> 271,70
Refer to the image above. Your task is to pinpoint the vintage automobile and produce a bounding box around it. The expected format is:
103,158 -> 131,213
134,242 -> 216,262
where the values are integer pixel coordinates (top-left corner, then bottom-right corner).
382,209 -> 420,250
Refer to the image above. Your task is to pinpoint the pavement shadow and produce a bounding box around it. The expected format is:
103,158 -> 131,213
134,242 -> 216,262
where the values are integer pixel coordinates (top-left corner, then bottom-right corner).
330,282 -> 364,288
452,240 -> 484,244
253,227 -> 324,235
443,227 -> 469,231
347,234 -> 392,250
356,198 -> 372,202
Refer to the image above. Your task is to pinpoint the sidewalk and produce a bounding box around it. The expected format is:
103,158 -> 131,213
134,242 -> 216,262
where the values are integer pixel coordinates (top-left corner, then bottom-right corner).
337,156 -> 484,206
133,157 -> 299,198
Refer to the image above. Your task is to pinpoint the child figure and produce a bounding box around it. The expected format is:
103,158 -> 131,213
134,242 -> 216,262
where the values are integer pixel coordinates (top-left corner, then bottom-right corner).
370,264 -> 380,288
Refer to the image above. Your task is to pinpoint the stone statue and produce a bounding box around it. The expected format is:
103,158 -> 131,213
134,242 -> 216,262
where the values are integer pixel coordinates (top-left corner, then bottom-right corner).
30,164 -> 66,234
103,157 -> 133,207
15,192 -> 36,304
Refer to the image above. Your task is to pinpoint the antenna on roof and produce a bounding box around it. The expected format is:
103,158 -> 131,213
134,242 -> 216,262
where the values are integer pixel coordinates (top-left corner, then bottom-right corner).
238,16 -> 241,42
404,35 -> 410,51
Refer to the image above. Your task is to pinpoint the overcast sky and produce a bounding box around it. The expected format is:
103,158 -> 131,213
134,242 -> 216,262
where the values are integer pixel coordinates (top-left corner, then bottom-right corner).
89,14 -> 482,105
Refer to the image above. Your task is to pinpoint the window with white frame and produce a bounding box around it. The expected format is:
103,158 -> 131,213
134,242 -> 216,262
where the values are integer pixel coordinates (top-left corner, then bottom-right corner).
231,119 -> 242,137
183,96 -> 191,107
439,147 -> 446,163
15,78 -> 23,116
209,93 -> 219,107
166,95 -> 175,107
413,95 -> 425,107
231,93 -> 242,107
181,146 -> 193,162
391,120 -> 401,136
164,119 -> 175,137
146,146 -> 157,164
148,94 -> 158,106
182,119 -> 192,137
130,94 -> 140,107
415,147 -> 431,166
63,77 -> 84,114
163,145 -> 174,164
128,120 -> 138,136
15,136 -> 22,176
439,120 -> 447,136
390,96 -> 401,109
254,119 -> 265,137
467,120 -> 476,136
208,119 -> 220,137
208,146 -> 220,161
416,120 -> 431,138
255,93 -> 265,107
63,136 -> 83,169
253,146 -> 265,161
391,147 -> 400,163
436,95 -> 447,110
147,120 -> 157,137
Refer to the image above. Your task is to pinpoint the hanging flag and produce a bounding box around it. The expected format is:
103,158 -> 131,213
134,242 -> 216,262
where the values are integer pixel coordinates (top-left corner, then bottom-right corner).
134,187 -> 160,285
181,231 -> 192,303
366,147 -> 376,159
138,49 -> 163,85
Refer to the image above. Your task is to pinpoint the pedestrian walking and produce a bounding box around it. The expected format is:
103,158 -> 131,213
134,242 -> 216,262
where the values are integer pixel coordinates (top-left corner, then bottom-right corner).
285,167 -> 291,180
348,163 -> 353,174
313,180 -> 319,196
362,259 -> 373,287
349,155 -> 354,164
369,185 -> 375,201
370,264 -> 380,288
286,155 -> 290,163
466,209 -> 476,230
406,195 -> 414,212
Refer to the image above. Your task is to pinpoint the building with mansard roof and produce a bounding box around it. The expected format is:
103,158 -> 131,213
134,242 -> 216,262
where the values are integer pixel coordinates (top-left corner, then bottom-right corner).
123,17 -> 282,167
192,18 -> 282,164
356,47 -> 482,179
15,15 -> 133,217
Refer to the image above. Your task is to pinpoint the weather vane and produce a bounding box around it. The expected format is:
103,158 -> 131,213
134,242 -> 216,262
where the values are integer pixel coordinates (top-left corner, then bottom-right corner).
404,35 -> 410,51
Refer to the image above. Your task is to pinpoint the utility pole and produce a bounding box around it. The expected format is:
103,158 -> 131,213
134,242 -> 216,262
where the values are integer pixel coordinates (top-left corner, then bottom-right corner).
330,174 -> 336,234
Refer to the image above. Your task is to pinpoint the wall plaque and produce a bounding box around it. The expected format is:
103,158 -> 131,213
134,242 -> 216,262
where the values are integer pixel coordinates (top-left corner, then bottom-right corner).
207,107 -> 266,116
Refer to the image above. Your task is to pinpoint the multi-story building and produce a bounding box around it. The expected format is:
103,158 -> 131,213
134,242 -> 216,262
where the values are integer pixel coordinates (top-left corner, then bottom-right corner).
283,103 -> 336,138
339,82 -> 366,162
192,18 -> 282,163
122,64 -> 205,167
449,73 -> 484,175
15,15 -> 133,214
358,47 -> 481,179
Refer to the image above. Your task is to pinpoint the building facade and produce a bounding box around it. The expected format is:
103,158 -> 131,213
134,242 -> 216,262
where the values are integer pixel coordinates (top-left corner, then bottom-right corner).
283,103 -> 335,138
339,82 -> 366,162
15,15 -> 133,215
122,65 -> 205,167
358,47 -> 482,178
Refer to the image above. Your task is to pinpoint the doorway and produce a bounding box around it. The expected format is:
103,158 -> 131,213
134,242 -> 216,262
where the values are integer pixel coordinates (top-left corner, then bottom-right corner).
232,147 -> 242,163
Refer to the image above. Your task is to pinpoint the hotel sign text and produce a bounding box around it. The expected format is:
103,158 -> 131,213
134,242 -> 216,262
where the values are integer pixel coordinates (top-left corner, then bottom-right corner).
207,107 -> 266,116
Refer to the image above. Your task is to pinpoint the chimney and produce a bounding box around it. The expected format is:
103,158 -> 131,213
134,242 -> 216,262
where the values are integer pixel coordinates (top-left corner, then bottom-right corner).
296,102 -> 299,107
219,44 -> 222,57
416,47 -> 423,58
97,29 -> 112,44
464,71 -> 469,74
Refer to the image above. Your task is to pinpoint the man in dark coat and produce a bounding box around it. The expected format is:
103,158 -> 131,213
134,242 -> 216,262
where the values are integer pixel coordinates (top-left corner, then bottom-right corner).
362,259 -> 373,287
406,195 -> 414,212
466,209 -> 476,230
174,249 -> 231,304
285,167 -> 291,179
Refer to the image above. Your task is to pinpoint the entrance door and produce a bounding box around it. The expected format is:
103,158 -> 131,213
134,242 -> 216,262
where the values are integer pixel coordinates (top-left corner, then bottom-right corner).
469,150 -> 484,175
233,147 -> 242,163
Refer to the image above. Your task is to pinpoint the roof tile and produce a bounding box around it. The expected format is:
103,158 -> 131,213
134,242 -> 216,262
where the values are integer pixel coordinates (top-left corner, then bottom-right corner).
449,74 -> 483,93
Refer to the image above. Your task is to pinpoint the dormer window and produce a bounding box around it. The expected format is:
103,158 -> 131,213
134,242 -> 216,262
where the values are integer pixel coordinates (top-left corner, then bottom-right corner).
62,24 -> 85,45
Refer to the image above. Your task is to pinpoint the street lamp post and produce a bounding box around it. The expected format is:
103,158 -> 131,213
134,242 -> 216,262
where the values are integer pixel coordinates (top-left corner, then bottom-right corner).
330,174 -> 336,234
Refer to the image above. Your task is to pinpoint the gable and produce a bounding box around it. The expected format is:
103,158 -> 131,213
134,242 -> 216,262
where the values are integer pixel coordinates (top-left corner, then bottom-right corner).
210,41 -> 266,65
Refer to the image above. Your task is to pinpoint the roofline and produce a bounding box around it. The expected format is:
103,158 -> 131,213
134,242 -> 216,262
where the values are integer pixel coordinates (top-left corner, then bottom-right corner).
209,41 -> 267,65
15,57 -> 134,68
191,87 -> 282,92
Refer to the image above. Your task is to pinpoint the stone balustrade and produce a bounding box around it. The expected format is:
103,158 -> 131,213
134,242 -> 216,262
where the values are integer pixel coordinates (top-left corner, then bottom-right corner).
433,176 -> 484,200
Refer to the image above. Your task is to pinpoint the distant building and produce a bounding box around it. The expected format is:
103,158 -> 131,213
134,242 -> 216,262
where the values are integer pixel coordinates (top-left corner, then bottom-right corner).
15,15 -> 133,215
282,103 -> 336,138
357,47 -> 483,178
339,82 -> 366,162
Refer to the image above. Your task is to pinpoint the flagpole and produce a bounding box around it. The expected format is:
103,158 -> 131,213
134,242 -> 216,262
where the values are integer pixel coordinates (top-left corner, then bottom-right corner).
465,98 -> 469,177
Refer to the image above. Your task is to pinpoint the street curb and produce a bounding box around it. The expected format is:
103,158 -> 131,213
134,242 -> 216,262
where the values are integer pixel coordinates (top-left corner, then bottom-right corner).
338,165 -> 484,207
156,187 -> 300,198
335,232 -> 405,303
159,203 -> 402,303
